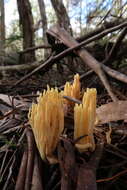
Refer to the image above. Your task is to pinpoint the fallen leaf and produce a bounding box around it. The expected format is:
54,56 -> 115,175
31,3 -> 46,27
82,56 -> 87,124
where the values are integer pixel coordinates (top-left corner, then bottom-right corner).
96,101 -> 127,124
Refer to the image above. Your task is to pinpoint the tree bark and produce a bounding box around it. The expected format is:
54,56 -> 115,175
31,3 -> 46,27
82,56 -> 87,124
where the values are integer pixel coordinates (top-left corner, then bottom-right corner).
0,0 -> 5,51
38,0 -> 48,44
50,0 -> 72,35
50,0 -> 73,73
0,0 -> 6,77
17,0 -> 36,63
37,0 -> 49,58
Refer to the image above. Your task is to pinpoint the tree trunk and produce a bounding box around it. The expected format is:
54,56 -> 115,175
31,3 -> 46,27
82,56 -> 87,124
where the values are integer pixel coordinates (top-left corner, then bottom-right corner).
50,0 -> 72,35
0,0 -> 6,78
50,0 -> 73,73
17,0 -> 36,64
37,0 -> 49,59
0,0 -> 5,51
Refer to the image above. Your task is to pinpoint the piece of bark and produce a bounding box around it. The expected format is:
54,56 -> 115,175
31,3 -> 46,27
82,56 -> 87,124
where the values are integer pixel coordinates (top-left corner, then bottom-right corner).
77,165 -> 97,190
24,128 -> 35,190
31,153 -> 43,190
76,143 -> 103,190
58,138 -> 78,190
15,150 -> 28,190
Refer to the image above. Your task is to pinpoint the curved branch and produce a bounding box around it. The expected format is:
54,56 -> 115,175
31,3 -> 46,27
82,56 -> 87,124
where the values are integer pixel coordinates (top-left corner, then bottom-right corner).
103,27 -> 127,64
102,65 -> 127,83
0,61 -> 42,71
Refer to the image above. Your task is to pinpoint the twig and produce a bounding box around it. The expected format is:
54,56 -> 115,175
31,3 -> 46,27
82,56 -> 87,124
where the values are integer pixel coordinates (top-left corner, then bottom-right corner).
107,144 -> 127,157
0,149 -> 17,183
13,56 -> 53,87
104,147 -> 127,160
0,150 -> 9,177
3,156 -> 15,190
103,27 -> 127,64
63,95 -> 81,104
0,105 -> 26,120
96,169 -> 127,183
19,44 -> 51,54
3,126 -> 22,134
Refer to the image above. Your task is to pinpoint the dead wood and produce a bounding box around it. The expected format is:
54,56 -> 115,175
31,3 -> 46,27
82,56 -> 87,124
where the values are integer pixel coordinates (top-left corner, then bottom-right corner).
11,21 -> 127,87
31,153 -> 43,190
58,138 -> 78,190
103,27 -> 127,64
0,88 -> 127,189
48,21 -> 127,52
76,143 -> 103,190
102,65 -> 127,83
15,150 -> 28,190
0,60 -> 42,72
19,44 -> 51,54
76,19 -> 126,42
24,128 -> 35,190
48,25 -> 117,101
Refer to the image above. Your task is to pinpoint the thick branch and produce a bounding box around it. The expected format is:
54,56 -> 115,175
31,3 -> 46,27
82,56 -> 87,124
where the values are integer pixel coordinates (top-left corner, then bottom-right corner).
76,19 -> 126,42
13,22 -> 127,87
48,21 -> 127,52
0,61 -> 42,71
102,65 -> 127,83
49,25 -> 117,101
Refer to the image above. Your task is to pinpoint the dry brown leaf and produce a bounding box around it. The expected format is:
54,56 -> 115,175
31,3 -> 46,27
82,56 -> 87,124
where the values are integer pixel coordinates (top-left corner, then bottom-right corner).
0,94 -> 30,114
0,94 -> 20,106
96,101 -> 127,124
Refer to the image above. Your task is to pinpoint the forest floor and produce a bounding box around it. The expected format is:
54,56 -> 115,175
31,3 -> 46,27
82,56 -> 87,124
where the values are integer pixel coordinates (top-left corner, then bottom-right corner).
0,67 -> 127,190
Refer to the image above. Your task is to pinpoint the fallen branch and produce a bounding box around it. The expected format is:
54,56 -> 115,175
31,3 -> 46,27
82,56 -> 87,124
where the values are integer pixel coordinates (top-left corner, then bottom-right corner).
49,21 -> 127,52
49,25 -> 117,101
103,27 -> 127,64
12,22 -> 127,87
19,44 -> 51,54
102,65 -> 127,83
76,19 -> 126,42
0,60 -> 42,71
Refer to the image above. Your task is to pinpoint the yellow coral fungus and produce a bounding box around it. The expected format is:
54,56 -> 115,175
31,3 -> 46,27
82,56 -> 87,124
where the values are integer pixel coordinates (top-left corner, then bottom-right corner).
74,88 -> 97,152
28,87 -> 64,164
61,73 -> 81,106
